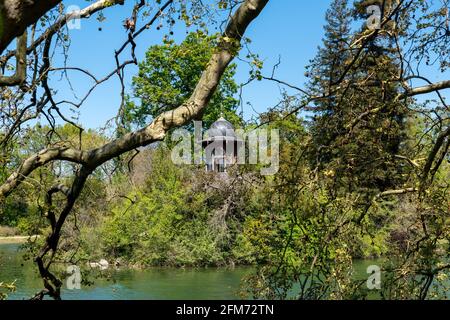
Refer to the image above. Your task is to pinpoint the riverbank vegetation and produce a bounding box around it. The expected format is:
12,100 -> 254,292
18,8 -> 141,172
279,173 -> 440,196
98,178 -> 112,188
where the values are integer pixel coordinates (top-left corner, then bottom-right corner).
0,0 -> 449,300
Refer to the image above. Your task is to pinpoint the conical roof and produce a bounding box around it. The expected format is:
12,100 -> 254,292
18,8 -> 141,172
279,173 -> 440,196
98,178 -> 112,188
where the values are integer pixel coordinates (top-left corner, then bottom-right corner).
205,117 -> 237,139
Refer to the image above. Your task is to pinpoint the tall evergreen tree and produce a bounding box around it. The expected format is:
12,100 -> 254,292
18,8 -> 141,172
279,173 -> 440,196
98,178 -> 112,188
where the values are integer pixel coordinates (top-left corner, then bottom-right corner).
306,0 -> 352,183
307,0 -> 410,194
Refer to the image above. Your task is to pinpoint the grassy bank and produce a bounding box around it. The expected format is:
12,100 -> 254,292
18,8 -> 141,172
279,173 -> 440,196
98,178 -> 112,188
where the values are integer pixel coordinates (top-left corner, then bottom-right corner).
0,236 -> 28,244
0,235 -> 39,244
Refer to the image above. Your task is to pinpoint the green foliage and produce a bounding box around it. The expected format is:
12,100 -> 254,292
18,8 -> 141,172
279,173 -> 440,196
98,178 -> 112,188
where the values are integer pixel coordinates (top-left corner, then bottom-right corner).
307,0 -> 410,194
0,123 -> 108,233
0,281 -> 16,300
0,196 -> 28,227
124,30 -> 241,129
1,0 -> 448,301
239,106 -> 449,300
237,112 -> 363,298
99,147 -> 251,267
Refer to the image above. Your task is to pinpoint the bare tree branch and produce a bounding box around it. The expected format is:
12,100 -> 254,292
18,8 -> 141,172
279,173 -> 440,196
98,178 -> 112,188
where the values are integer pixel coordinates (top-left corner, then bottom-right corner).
1,0 -> 125,65
0,0 -> 270,206
402,80 -> 450,98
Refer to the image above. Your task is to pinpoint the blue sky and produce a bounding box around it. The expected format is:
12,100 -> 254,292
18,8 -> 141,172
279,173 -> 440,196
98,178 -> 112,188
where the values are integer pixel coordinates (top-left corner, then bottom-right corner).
48,0 -> 448,130
48,0 -> 329,129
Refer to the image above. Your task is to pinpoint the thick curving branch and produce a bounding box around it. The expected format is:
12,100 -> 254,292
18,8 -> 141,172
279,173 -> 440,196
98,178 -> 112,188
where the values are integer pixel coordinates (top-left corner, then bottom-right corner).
402,80 -> 450,98
1,0 -> 269,300
0,147 -> 87,199
0,0 -> 61,54
0,31 -> 27,86
0,0 -> 270,204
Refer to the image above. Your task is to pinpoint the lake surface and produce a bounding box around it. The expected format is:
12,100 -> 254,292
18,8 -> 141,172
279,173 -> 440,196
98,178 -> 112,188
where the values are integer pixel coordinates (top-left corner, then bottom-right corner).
0,243 -> 251,300
1,243 -> 446,300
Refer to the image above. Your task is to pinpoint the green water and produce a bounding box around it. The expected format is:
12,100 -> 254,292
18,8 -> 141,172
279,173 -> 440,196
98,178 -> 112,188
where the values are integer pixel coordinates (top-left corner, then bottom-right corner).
1,243 -> 445,300
0,243 -> 251,300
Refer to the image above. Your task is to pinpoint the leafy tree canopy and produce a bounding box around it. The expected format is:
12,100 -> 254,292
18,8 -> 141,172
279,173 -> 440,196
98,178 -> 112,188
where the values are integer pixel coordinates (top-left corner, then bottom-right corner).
124,31 -> 241,129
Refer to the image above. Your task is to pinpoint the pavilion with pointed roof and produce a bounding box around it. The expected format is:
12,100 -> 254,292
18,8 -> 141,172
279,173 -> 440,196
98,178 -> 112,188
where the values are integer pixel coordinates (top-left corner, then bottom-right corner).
201,117 -> 243,173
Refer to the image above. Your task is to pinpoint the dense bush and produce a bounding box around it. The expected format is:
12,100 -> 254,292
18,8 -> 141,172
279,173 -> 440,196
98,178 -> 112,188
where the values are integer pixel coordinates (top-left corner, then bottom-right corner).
96,147 -> 255,267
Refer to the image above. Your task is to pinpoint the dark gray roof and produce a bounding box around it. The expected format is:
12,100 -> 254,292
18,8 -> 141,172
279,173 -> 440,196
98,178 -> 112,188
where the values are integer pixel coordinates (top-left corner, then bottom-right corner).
205,117 -> 237,139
